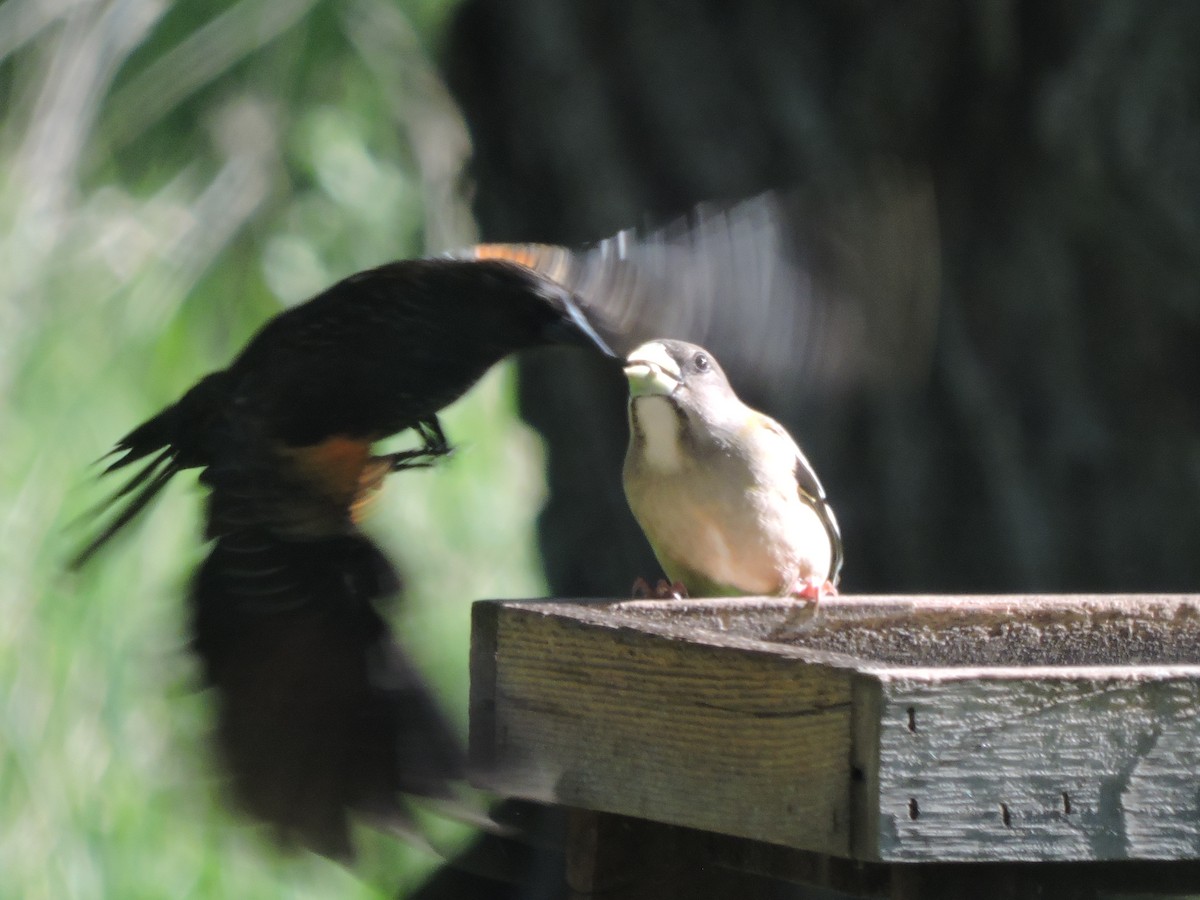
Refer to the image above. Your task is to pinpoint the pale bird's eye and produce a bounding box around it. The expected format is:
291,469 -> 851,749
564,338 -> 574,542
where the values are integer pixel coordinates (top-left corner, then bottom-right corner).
693,353 -> 709,372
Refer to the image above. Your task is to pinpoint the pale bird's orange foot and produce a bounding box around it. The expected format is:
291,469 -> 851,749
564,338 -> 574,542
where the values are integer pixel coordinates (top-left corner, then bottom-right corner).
789,576 -> 837,604
657,579 -> 688,599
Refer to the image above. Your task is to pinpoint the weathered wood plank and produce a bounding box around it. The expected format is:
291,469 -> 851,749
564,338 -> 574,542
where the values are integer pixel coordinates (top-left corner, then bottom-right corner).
471,595 -> 1200,865
851,672 -> 884,861
770,594 -> 1200,669
471,600 -> 855,855
872,674 -> 1200,862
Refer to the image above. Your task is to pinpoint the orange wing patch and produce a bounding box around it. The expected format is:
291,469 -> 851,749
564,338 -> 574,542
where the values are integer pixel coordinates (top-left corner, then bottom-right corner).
280,436 -> 373,512
473,244 -> 542,269
351,456 -> 395,522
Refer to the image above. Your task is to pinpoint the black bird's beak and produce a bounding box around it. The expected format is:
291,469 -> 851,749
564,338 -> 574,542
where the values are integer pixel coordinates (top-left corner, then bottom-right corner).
550,292 -> 616,358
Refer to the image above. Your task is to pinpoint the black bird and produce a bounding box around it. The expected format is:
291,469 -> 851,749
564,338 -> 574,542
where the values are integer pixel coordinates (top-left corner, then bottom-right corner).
73,258 -> 613,858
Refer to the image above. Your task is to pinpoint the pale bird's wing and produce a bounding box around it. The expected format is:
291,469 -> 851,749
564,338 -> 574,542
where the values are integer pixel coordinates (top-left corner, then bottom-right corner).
756,412 -> 844,586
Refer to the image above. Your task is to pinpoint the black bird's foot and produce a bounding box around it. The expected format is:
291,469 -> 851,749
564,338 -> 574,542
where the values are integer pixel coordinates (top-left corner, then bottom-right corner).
416,416 -> 451,457
387,417 -> 454,471
385,447 -> 448,472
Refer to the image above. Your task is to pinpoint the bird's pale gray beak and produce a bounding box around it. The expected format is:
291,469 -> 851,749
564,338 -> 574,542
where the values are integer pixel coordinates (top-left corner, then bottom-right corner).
560,293 -> 616,357
624,341 -> 682,397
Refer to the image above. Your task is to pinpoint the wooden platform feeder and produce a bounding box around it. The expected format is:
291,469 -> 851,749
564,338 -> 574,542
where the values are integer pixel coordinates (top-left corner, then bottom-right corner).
470,595 -> 1200,898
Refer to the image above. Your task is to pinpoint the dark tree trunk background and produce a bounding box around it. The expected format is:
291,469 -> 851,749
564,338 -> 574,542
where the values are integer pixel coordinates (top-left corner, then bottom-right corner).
443,0 -> 1200,598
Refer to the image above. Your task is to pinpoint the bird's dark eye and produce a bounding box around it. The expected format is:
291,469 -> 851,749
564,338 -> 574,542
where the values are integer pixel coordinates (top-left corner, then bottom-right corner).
693,353 -> 710,372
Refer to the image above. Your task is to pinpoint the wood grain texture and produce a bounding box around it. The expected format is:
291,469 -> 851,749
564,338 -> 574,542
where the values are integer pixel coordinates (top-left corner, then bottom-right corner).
471,600 -> 855,855
873,674 -> 1200,862
471,595 -> 1200,866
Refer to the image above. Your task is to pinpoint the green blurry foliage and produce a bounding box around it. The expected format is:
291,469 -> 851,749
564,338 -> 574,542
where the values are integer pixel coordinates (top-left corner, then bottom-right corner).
0,1 -> 548,896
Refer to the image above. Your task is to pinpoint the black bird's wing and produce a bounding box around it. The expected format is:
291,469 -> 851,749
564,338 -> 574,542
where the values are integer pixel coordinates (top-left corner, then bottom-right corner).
67,250 -> 613,863
463,175 -> 941,399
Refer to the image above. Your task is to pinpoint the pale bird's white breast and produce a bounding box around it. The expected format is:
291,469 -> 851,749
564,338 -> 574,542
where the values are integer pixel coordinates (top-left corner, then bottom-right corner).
632,396 -> 684,472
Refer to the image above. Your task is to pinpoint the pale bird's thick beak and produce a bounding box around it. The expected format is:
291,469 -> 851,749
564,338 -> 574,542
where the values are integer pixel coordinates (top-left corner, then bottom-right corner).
624,342 -> 682,398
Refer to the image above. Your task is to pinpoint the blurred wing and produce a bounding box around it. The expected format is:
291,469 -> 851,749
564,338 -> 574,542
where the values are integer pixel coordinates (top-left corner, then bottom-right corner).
191,525 -> 464,859
462,169 -> 940,397
190,416 -> 464,859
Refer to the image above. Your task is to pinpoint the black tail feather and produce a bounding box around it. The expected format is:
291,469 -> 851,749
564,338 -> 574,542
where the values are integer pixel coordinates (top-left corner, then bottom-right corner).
69,453 -> 183,569
71,370 -> 231,569
107,447 -> 175,499
103,397 -> 189,473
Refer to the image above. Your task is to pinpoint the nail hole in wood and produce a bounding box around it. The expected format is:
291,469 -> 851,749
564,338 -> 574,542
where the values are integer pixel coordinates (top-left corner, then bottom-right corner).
1000,803 -> 1012,828
906,706 -> 917,732
1062,792 -> 1072,815
908,798 -> 920,820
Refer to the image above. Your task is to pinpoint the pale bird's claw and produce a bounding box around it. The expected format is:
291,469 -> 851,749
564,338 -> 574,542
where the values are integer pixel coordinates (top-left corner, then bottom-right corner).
790,577 -> 837,605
